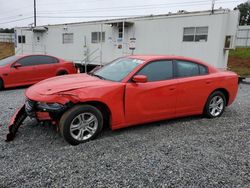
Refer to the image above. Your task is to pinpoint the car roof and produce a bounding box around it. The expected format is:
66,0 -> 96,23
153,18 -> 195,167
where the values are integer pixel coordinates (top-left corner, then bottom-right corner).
127,55 -> 211,66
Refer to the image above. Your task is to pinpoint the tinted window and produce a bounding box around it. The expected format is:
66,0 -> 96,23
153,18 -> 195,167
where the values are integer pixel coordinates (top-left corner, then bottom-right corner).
175,60 -> 199,78
0,56 -> 19,66
136,60 -> 173,82
199,65 -> 208,75
35,56 -> 58,65
16,56 -> 38,66
16,56 -> 58,66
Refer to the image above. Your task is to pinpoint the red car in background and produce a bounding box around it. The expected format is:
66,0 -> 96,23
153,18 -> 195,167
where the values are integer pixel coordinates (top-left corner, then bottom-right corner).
0,54 -> 76,89
6,55 -> 238,145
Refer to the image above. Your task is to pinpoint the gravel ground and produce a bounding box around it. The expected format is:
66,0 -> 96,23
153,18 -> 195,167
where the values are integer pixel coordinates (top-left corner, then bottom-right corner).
0,81 -> 250,188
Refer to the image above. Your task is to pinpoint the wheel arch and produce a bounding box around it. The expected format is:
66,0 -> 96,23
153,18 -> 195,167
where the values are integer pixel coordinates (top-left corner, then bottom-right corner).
210,88 -> 229,106
203,88 -> 229,113
56,69 -> 69,76
0,76 -> 4,89
77,100 -> 112,129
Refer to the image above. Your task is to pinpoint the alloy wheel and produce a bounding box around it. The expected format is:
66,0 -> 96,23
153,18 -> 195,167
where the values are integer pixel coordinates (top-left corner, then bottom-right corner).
70,113 -> 98,141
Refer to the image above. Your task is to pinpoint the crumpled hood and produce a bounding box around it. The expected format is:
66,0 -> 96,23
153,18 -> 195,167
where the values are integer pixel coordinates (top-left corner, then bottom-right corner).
27,73 -> 117,95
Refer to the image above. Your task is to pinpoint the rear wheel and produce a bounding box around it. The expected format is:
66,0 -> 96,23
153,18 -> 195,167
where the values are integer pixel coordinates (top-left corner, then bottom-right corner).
204,91 -> 226,118
0,79 -> 4,90
57,70 -> 68,76
59,105 -> 103,145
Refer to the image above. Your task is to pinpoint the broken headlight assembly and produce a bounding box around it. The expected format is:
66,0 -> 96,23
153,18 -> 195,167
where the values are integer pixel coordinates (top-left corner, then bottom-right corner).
36,102 -> 65,112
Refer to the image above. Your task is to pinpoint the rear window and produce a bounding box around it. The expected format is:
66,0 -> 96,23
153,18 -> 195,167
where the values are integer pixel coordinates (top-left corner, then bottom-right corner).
199,65 -> 208,75
0,56 -> 19,66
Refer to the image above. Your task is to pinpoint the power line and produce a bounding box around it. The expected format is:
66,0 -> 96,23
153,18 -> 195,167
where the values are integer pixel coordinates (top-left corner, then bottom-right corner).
0,17 -> 33,25
37,15 -> 143,19
0,0 -> 240,25
37,0 -> 238,14
39,0 -> 212,13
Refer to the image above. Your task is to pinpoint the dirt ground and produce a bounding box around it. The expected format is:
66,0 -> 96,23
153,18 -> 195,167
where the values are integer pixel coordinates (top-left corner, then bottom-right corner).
228,53 -> 250,77
0,42 -> 14,60
228,57 -> 250,77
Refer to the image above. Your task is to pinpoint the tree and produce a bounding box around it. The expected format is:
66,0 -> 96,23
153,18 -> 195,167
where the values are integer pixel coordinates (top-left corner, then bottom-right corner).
234,1 -> 250,25
0,28 -> 14,33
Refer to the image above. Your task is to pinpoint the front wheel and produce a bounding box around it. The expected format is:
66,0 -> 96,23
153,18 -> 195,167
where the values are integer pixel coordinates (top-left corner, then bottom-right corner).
204,91 -> 226,118
59,105 -> 103,145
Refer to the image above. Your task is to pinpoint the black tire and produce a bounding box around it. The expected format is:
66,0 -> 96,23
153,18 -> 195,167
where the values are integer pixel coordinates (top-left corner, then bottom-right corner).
57,70 -> 68,76
204,91 -> 226,118
59,104 -> 103,145
0,78 -> 4,90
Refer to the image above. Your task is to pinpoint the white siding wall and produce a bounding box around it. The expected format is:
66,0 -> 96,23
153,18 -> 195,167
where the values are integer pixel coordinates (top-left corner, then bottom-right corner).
15,10 -> 240,69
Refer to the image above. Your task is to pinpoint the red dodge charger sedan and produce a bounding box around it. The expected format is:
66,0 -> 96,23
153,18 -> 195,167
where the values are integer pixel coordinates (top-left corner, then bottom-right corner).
7,55 -> 238,145
0,54 -> 76,89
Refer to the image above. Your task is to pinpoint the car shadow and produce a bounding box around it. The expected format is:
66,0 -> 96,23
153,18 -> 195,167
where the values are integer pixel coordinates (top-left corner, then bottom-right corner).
98,115 -> 204,139
240,80 -> 250,85
1,85 -> 29,91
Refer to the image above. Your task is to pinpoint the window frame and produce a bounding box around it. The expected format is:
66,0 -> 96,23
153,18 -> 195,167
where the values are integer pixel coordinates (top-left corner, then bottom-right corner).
91,32 -> 105,43
62,33 -> 74,44
18,35 -> 26,44
130,60 -> 174,82
118,27 -> 123,39
173,60 -> 209,78
183,26 -> 208,42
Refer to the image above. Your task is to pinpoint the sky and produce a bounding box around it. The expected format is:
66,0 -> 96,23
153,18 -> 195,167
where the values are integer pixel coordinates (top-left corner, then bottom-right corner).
0,0 -> 247,28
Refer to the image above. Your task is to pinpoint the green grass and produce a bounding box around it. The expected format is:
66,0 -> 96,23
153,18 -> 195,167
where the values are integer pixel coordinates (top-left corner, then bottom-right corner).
229,48 -> 250,58
229,67 -> 250,77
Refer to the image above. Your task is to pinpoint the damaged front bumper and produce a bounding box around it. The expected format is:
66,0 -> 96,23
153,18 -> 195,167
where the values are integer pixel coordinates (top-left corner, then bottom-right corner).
6,99 -> 69,142
6,105 -> 27,142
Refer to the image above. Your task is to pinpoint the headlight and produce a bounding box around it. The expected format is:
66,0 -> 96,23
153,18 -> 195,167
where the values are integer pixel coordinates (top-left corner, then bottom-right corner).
36,102 -> 65,112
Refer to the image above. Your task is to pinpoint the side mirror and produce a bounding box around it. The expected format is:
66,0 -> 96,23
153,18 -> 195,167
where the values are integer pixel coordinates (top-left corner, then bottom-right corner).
132,75 -> 147,83
13,63 -> 22,68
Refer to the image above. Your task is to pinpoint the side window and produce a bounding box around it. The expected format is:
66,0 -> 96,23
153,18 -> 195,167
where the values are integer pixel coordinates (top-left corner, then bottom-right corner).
16,56 -> 38,66
16,56 -> 58,66
199,65 -> 208,75
35,56 -> 58,65
136,60 -> 173,82
175,60 -> 199,78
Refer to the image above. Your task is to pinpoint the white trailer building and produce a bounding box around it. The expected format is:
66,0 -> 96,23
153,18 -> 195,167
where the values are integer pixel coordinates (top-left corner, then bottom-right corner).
15,9 -> 239,69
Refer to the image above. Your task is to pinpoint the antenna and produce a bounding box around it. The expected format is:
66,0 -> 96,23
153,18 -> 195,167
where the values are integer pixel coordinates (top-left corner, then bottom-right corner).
211,0 -> 216,14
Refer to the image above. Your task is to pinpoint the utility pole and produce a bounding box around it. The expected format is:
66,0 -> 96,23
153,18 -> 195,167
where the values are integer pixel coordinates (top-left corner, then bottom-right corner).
34,0 -> 37,27
211,0 -> 215,14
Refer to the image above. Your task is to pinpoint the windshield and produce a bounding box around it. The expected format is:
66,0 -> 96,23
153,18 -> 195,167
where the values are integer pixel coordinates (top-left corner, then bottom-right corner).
0,56 -> 19,67
92,58 -> 144,82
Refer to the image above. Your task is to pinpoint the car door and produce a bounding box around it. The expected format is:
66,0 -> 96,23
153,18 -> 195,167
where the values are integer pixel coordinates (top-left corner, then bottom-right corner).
125,60 -> 178,125
174,60 -> 213,116
32,55 -> 59,81
7,56 -> 38,86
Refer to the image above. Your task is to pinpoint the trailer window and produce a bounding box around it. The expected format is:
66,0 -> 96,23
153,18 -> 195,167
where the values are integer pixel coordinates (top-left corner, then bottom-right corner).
18,35 -> 26,43
62,33 -> 74,44
183,27 -> 208,42
91,32 -> 105,43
